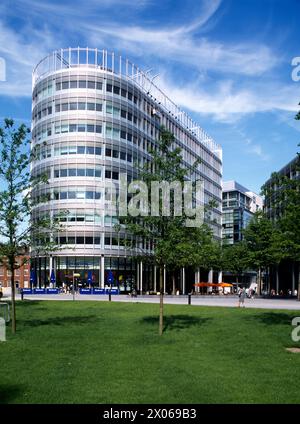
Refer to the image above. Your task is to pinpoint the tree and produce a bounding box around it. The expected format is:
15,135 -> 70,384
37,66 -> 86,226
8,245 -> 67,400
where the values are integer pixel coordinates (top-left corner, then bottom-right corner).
259,104 -> 300,298
221,242 -> 251,284
121,127 -> 212,335
243,212 -> 284,295
163,223 -> 216,295
0,119 -> 63,333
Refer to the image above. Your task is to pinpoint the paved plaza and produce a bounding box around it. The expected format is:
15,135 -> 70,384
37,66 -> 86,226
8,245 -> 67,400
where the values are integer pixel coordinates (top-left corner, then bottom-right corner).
3,292 -> 300,310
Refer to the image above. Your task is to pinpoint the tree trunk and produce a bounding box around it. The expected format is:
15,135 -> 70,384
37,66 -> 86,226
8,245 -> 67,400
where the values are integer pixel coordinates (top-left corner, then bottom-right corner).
10,262 -> 16,334
172,273 -> 176,295
257,268 -> 261,296
159,266 -> 164,336
276,265 -> 279,295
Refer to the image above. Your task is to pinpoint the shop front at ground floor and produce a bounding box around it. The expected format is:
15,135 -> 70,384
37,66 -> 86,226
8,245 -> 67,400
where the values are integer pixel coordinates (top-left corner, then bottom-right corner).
30,256 -> 226,295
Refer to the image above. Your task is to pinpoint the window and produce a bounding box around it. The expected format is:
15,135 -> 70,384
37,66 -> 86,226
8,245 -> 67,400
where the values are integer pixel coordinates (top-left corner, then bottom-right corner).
61,123 -> 68,133
77,169 -> 85,177
113,150 -> 118,158
78,102 -> 85,110
77,146 -> 85,154
113,86 -> 120,95
106,126 -> 112,137
113,128 -> 120,139
60,169 -> 68,177
78,124 -> 86,132
86,191 -> 94,199
95,125 -> 102,133
112,171 -> 119,180
105,148 -> 111,157
120,151 -> 126,160
87,103 -> 95,110
77,237 -> 84,244
127,154 -> 132,162
77,191 -> 85,199
61,103 -> 68,111
121,130 -> 126,139
106,83 -> 112,92
86,168 -> 94,177
70,102 -> 77,110
105,170 -> 111,179
87,124 -> 94,132
86,146 -> 94,155
121,88 -> 126,97
95,147 -> 101,155
96,82 -> 102,90
86,237 -> 93,244
87,80 -> 95,89
113,107 -> 120,117
121,109 -> 126,119
68,169 -> 76,177
96,103 -> 102,111
70,80 -> 77,88
62,81 -> 69,89
105,237 -> 110,245
77,214 -> 85,222
112,237 -> 118,246
79,80 -> 86,88
68,191 -> 76,199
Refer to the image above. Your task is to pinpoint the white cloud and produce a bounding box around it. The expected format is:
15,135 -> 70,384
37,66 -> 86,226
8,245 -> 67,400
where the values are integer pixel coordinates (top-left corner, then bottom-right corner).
0,21 -> 57,96
0,0 -> 296,131
156,75 -> 300,123
86,19 -> 278,77
246,144 -> 270,161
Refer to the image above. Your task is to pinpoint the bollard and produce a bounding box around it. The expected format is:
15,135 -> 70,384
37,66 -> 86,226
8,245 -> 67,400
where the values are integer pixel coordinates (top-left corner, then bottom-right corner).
188,293 -> 192,305
109,292 -> 112,302
21,289 -> 24,301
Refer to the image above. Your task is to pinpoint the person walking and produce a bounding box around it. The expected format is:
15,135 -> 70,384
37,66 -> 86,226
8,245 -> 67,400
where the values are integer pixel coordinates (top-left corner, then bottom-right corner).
238,288 -> 246,308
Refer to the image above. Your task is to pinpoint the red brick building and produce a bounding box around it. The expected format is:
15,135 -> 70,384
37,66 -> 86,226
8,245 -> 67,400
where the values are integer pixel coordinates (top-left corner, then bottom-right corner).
0,256 -> 30,289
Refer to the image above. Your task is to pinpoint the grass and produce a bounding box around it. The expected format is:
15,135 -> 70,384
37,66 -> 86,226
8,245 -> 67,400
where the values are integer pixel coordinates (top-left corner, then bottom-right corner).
1,300 -> 300,404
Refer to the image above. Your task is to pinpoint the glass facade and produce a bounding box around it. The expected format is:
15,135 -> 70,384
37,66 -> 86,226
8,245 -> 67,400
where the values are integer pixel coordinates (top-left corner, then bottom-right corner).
31,48 -> 222,292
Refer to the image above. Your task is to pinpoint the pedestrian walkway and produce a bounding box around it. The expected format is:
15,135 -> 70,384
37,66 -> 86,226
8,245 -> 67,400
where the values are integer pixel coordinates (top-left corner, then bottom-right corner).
4,293 -> 300,310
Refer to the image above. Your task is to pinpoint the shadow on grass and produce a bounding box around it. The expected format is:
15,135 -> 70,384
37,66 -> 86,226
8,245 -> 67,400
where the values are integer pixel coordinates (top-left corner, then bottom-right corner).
22,315 -> 98,327
14,300 -> 47,309
142,314 -> 211,333
244,312 -> 294,326
0,384 -> 24,404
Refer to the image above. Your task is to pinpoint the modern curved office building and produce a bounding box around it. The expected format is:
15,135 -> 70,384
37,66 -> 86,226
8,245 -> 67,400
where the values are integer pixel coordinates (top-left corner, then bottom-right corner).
30,47 -> 222,293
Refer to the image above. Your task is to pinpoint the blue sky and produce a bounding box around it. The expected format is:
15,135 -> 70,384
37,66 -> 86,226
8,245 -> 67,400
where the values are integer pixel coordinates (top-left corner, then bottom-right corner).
0,0 -> 300,193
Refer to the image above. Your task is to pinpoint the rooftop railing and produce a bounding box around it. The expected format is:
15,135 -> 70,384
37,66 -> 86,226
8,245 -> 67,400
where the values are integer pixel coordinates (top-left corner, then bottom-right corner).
33,48 -> 222,160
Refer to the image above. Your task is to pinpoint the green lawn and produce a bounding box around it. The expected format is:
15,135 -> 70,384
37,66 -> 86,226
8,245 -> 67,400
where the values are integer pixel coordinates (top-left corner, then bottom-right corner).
1,300 -> 300,404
